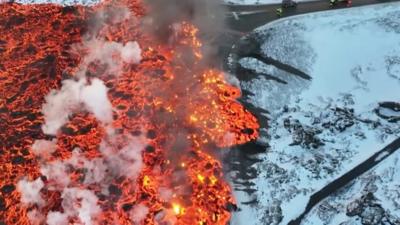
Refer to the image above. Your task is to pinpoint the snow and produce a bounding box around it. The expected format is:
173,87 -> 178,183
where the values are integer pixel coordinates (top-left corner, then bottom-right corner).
303,149 -> 400,225
231,2 -> 400,225
379,107 -> 400,117
280,194 -> 309,225
375,150 -> 389,162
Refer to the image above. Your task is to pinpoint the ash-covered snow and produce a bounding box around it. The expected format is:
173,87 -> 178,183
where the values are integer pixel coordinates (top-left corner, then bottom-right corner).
230,3 -> 400,225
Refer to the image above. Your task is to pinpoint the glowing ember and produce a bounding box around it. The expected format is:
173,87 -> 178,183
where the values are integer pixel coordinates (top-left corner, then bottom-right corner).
0,0 -> 259,225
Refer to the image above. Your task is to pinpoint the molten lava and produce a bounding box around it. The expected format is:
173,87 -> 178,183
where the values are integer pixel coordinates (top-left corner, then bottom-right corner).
0,0 -> 259,224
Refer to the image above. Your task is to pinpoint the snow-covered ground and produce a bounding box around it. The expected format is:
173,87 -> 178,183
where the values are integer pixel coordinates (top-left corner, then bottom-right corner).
303,149 -> 400,225
230,3 -> 400,225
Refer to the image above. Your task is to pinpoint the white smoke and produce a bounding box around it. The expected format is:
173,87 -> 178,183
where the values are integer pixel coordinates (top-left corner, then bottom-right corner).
121,41 -> 142,64
73,39 -> 142,78
59,188 -> 101,225
27,209 -> 45,225
41,79 -> 84,135
40,160 -> 71,190
99,138 -> 144,181
81,78 -> 114,124
31,139 -> 57,159
41,77 -> 113,135
44,189 -> 101,225
46,211 -> 68,225
21,136 -> 145,224
18,5 -> 149,225
37,135 -> 145,190
41,38 -> 142,135
130,204 -> 149,224
17,178 -> 45,206
158,187 -> 173,202
68,149 -> 108,185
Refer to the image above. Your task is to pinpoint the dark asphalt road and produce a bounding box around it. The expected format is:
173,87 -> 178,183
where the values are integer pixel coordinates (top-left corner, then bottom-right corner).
287,137 -> 400,225
217,0 -> 400,65
226,0 -> 400,32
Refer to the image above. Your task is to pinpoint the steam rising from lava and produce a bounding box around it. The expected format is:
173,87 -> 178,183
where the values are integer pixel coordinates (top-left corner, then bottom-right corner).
18,6 -> 146,224
144,0 -> 227,62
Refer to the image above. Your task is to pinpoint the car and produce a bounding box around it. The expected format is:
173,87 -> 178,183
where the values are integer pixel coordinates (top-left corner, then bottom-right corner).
282,0 -> 297,8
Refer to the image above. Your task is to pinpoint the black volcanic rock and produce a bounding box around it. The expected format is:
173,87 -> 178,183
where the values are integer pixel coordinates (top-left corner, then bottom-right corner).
283,117 -> 324,149
0,184 -> 15,195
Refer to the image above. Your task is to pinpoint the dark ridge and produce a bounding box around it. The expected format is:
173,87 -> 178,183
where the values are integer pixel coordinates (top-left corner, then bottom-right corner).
236,65 -> 288,84
234,187 -> 258,195
241,198 -> 258,205
258,72 -> 288,84
233,180 -> 256,186
244,53 -> 312,80
287,137 -> 400,225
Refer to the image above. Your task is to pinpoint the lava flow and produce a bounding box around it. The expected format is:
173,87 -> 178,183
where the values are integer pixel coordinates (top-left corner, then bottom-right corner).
0,0 -> 259,225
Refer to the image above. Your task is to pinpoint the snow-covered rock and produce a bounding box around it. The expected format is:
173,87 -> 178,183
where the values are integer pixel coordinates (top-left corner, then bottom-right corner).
229,3 -> 400,225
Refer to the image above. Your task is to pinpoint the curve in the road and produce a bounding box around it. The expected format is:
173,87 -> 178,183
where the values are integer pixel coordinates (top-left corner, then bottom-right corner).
226,0 -> 400,32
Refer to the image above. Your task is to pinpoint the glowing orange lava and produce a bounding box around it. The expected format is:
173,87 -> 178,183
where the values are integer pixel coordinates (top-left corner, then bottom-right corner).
0,0 -> 259,224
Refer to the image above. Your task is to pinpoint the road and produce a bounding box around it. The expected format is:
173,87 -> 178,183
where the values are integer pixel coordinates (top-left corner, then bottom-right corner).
226,0 -> 400,32
217,0 -> 400,67
287,137 -> 400,225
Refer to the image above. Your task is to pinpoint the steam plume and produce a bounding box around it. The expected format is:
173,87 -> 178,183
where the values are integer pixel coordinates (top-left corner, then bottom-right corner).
17,5 -> 147,225
144,0 -> 227,61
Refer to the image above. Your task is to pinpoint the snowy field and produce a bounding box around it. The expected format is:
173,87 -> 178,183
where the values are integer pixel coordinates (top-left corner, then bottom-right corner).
230,3 -> 400,225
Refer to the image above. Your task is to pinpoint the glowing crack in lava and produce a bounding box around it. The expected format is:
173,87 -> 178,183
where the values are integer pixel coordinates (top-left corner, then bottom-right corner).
0,0 -> 259,224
